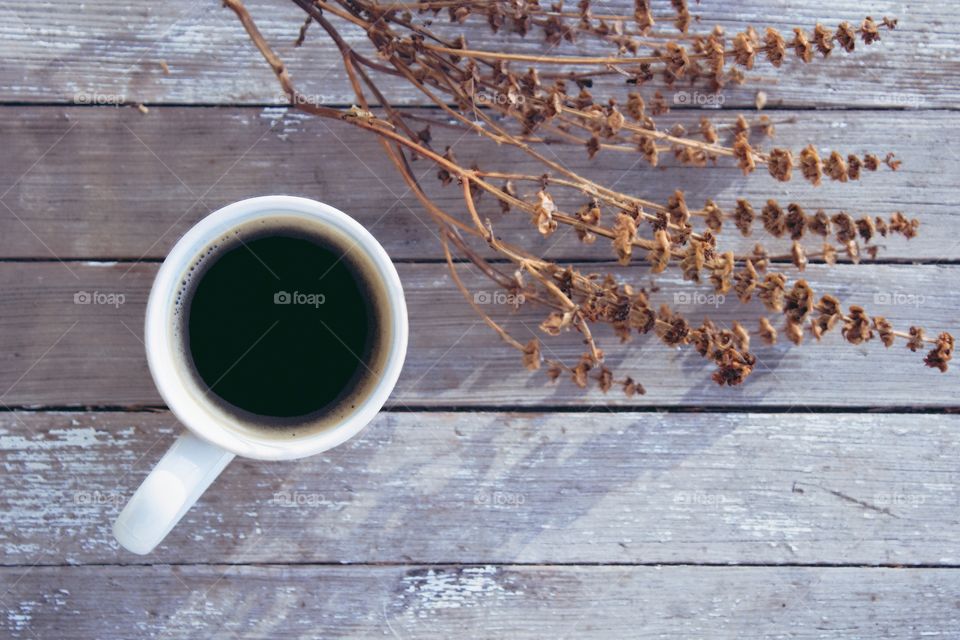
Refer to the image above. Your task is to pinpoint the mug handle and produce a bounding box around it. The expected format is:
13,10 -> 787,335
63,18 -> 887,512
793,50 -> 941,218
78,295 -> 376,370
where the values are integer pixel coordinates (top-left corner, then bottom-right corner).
113,431 -> 235,554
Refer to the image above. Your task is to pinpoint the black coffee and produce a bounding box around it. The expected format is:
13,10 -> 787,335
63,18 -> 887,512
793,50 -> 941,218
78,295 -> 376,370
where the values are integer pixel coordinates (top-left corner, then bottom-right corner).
176,220 -> 389,430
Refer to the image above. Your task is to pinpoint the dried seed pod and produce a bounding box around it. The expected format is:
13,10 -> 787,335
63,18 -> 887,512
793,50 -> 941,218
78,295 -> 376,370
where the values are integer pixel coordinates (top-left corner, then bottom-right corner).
612,212 -> 638,265
732,31 -> 757,68
924,333 -> 954,372
637,135 -> 659,166
731,321 -> 751,351
906,326 -> 926,352
822,242 -> 837,265
824,151 -> 849,182
709,251 -> 735,294
856,216 -> 877,244
792,27 -> 814,62
873,317 -> 895,347
767,148 -> 794,181
836,21 -> 857,52
703,199 -> 724,232
522,338 -> 542,370
859,17 -> 881,44
762,28 -> 787,66
680,241 -> 705,282
571,354 -> 592,388
784,280 -> 814,323
759,273 -> 787,311
842,305 -> 873,344
799,144 -> 823,186
647,228 -> 672,273
623,377 -> 645,396
596,366 -> 614,392
808,209 -> 831,236
785,319 -> 804,345
734,199 -> 755,236
759,317 -> 778,344
761,199 -> 787,237
699,117 -> 718,143
786,203 -> 807,239
734,259 -> 759,302
791,241 -> 807,271
667,190 -> 689,225
533,190 -> 559,235
847,154 -> 862,180
733,134 -> 756,175
813,23 -> 834,56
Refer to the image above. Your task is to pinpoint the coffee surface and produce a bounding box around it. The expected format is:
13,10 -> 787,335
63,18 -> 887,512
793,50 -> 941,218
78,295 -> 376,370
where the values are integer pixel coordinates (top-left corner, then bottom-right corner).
185,231 -> 375,419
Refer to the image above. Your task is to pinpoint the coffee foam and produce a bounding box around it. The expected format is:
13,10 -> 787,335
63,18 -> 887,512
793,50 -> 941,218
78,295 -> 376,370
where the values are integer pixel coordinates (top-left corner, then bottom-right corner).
168,215 -> 394,440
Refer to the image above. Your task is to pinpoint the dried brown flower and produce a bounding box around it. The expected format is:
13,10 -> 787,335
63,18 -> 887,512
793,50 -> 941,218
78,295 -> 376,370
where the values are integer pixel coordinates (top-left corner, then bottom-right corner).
791,241 -> 807,271
533,190 -> 559,235
925,333 -> 954,373
873,317 -> 895,347
761,199 -> 787,237
758,273 -> 787,312
842,305 -> 873,344
734,259 -> 759,302
648,229 -> 673,273
836,21 -> 857,52
813,24 -> 834,56
792,27 -> 814,62
703,199 -> 724,232
732,31 -> 756,68
824,151 -> 849,182
906,326 -> 926,352
799,144 -> 822,186
784,280 -> 814,324
733,134 -> 756,175
767,148 -> 794,181
762,28 -> 787,67
758,317 -> 778,344
522,338 -> 542,370
785,319 -> 804,345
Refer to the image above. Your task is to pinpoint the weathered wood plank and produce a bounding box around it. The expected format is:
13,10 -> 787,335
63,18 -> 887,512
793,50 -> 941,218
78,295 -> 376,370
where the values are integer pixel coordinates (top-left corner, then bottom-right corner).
0,262 -> 954,408
2,1 -> 957,107
2,106 -> 957,261
2,564 -> 959,639
2,411 -> 959,565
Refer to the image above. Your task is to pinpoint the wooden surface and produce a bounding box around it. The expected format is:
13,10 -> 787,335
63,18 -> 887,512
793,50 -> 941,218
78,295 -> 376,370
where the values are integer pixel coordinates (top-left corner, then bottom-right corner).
1,1 -> 959,638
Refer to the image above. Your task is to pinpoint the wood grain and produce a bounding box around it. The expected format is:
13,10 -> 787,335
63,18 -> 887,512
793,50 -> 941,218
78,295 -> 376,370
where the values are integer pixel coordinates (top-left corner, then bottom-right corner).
1,106 -> 957,261
3,564 -> 959,639
0,261 -> 954,408
1,1 -> 957,108
3,411 -> 959,566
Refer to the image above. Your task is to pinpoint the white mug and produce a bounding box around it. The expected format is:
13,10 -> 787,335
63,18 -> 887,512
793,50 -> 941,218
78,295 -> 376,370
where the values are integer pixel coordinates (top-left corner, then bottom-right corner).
113,196 -> 408,554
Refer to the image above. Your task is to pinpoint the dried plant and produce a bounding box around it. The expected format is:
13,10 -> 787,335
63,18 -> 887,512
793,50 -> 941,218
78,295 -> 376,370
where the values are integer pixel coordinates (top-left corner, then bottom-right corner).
222,0 -> 952,393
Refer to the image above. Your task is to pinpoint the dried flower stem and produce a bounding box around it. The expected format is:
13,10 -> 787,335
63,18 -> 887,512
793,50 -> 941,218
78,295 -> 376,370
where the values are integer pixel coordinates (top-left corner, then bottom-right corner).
223,0 -> 951,391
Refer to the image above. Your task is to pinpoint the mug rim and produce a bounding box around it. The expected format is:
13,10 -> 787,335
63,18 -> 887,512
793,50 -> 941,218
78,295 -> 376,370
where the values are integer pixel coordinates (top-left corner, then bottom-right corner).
145,195 -> 408,460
